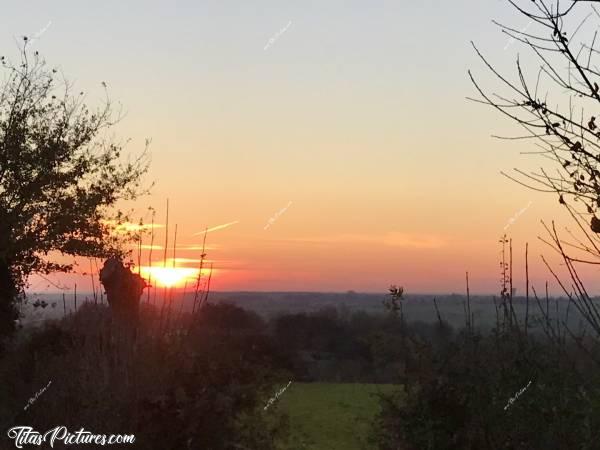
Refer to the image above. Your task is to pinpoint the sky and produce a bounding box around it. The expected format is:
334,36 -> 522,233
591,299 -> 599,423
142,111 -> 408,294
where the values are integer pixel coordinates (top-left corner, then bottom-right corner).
4,0 -> 600,295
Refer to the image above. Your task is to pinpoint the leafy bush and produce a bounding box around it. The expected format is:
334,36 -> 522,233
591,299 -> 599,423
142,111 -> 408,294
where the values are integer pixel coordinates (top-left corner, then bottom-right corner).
0,302 -> 290,449
371,328 -> 600,450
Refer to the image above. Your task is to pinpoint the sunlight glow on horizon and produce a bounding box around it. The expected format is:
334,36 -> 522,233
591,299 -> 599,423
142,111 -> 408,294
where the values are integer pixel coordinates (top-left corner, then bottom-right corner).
101,220 -> 165,234
139,266 -> 201,288
8,0 -> 587,294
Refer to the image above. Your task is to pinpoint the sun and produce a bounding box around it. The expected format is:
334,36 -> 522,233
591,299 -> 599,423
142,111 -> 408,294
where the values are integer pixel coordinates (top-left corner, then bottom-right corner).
139,266 -> 200,288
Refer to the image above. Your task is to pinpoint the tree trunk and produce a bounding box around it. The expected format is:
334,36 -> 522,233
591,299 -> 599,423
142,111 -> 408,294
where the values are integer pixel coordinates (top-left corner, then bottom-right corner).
99,257 -> 147,325
0,257 -> 18,347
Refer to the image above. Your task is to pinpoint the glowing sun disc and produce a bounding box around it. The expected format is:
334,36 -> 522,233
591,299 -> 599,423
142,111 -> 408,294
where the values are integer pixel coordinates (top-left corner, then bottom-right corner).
140,267 -> 199,288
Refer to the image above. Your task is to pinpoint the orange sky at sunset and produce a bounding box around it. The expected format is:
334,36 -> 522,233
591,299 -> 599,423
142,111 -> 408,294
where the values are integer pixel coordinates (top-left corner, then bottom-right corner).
11,0 -> 600,296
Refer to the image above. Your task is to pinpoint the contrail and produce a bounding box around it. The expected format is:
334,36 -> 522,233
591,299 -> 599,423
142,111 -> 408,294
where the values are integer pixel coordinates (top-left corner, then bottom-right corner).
192,221 -> 239,236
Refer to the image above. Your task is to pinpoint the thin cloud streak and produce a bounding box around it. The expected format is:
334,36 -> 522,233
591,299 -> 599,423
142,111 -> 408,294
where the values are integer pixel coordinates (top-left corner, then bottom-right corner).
101,220 -> 165,233
136,244 -> 218,251
192,221 -> 239,236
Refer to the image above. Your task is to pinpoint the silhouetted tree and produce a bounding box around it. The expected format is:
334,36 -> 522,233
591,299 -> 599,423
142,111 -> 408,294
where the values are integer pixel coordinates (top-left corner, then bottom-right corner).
470,0 -> 600,340
0,45 -> 149,344
470,1 -> 600,222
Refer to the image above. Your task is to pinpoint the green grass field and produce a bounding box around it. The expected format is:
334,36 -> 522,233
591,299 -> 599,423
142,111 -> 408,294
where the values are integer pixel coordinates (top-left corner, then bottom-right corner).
275,382 -> 398,450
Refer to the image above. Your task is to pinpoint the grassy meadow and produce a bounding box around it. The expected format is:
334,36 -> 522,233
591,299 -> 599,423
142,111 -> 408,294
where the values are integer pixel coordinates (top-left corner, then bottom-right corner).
275,383 -> 398,450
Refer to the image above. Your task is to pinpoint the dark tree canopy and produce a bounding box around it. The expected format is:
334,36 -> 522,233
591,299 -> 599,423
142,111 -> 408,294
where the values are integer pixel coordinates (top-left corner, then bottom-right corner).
0,46 -> 149,342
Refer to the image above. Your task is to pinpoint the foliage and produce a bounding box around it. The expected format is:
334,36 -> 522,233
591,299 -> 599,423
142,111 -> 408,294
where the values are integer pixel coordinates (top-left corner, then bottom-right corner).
470,0 -> 600,225
0,302 -> 290,449
371,326 -> 600,450
470,0 -> 600,334
271,306 -> 454,383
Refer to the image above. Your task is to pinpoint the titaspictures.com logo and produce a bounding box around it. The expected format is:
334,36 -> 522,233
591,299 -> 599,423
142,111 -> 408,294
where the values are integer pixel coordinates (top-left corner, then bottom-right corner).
7,426 -> 135,448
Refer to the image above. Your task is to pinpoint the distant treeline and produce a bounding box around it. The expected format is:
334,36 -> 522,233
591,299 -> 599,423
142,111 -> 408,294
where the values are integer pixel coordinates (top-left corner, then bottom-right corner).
21,291 -> 595,335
